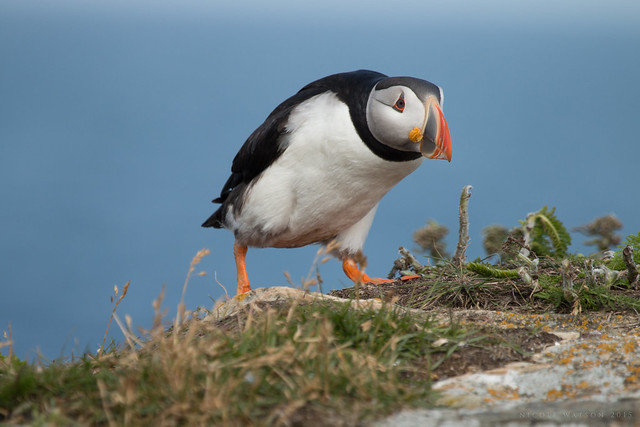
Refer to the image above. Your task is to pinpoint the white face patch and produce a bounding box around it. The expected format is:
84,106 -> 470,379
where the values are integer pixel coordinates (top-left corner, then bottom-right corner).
366,85 -> 427,152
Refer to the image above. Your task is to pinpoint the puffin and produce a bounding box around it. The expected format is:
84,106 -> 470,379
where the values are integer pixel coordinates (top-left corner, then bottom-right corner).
203,70 -> 451,295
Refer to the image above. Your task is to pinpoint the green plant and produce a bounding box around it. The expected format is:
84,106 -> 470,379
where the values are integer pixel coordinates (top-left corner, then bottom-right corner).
522,206 -> 571,258
466,262 -> 520,279
607,232 -> 640,271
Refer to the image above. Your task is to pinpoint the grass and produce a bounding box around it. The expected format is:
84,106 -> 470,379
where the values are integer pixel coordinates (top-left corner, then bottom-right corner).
0,284 -> 472,425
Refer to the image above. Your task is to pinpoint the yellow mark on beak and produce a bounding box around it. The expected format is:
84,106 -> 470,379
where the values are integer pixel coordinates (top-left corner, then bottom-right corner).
409,127 -> 423,143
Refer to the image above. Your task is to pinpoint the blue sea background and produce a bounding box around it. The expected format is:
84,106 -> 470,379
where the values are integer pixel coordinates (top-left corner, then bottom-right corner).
1,0 -> 639,360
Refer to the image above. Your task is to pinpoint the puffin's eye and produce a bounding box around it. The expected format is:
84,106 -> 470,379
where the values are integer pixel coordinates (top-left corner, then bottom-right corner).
392,95 -> 405,113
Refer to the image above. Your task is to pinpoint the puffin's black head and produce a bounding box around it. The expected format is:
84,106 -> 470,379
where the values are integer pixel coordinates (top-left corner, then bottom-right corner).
366,76 -> 452,162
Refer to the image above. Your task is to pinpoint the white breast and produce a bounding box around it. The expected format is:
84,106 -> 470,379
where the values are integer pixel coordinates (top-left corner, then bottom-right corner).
228,91 -> 423,249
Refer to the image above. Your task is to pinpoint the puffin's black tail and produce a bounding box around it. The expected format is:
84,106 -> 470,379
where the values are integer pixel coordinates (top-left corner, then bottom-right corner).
202,206 -> 225,228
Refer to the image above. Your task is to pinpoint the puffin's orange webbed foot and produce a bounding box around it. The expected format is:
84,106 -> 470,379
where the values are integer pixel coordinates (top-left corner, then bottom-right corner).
342,258 -> 421,284
342,258 -> 393,284
234,242 -> 251,295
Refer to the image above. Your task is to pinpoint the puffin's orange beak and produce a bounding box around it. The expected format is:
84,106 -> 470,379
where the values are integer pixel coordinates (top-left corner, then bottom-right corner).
417,98 -> 452,162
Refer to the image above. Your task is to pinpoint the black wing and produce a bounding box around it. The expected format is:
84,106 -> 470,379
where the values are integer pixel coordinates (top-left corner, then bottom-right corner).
202,81 -> 329,228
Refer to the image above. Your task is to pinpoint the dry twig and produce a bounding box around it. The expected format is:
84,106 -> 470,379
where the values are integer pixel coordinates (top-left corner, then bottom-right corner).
452,185 -> 472,266
622,245 -> 639,287
99,281 -> 130,356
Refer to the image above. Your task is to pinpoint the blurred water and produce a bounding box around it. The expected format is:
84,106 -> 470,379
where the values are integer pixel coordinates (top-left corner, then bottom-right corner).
1,2 -> 639,359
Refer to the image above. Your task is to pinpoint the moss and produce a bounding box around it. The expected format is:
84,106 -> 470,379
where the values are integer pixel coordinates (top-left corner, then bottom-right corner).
467,262 -> 520,279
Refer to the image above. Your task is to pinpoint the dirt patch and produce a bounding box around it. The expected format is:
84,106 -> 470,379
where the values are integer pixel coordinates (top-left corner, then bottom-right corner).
429,327 -> 559,381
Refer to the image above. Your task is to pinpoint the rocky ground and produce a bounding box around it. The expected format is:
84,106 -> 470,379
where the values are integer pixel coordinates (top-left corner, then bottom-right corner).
212,281 -> 640,426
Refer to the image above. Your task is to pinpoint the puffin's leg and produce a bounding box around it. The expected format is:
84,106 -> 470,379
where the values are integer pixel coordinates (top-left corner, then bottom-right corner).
342,257 -> 421,284
234,242 -> 251,294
